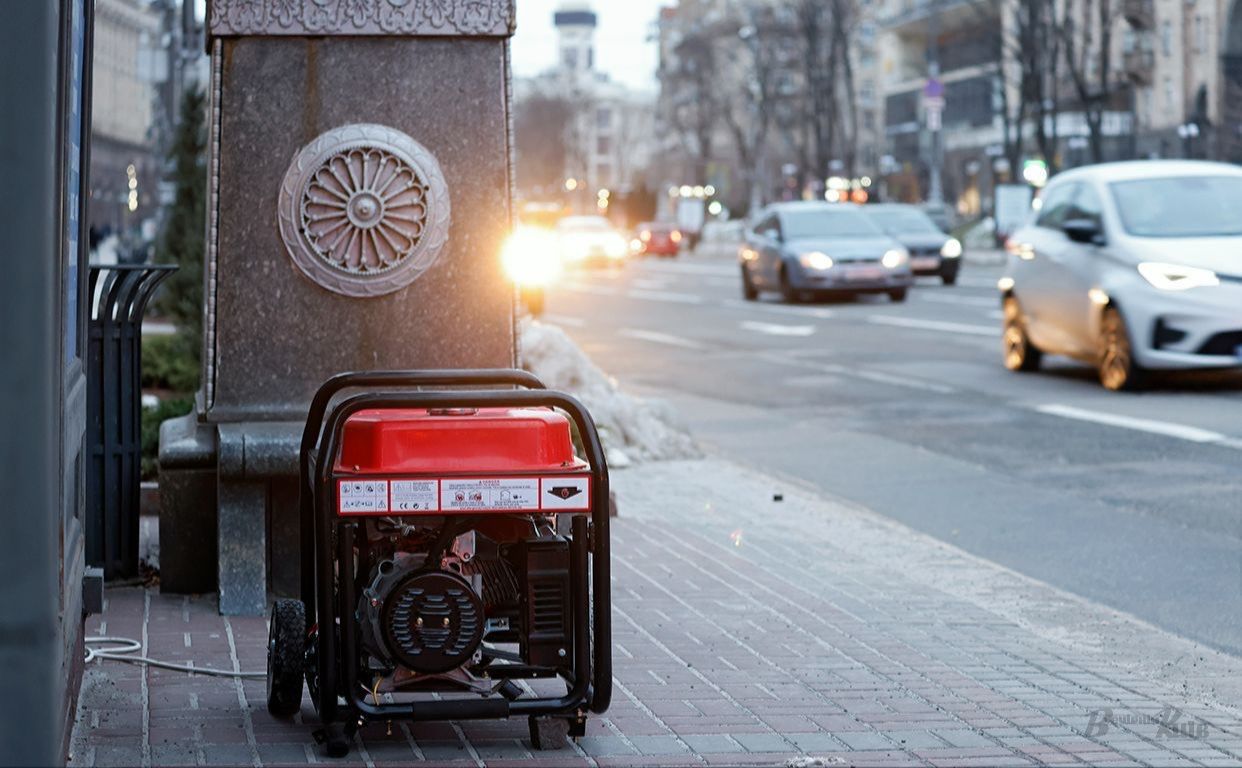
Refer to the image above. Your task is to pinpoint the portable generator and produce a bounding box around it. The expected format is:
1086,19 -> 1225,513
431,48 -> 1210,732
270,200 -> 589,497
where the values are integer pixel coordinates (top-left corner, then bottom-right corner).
267,370 -> 611,757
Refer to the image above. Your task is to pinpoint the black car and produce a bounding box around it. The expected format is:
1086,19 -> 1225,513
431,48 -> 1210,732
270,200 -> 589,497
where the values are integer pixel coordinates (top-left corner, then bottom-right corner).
863,204 -> 963,285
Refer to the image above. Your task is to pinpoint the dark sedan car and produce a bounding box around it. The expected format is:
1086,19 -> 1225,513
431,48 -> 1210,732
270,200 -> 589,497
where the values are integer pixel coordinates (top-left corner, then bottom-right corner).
739,202 -> 913,303
863,204 -> 963,285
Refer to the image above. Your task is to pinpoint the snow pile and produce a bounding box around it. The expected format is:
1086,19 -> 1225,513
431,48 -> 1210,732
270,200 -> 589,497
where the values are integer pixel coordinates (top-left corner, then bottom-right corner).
520,320 -> 701,467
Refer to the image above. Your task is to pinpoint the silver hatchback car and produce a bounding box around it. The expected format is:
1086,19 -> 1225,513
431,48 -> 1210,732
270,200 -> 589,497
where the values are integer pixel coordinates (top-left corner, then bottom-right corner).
740,202 -> 913,303
1001,161 -> 1242,390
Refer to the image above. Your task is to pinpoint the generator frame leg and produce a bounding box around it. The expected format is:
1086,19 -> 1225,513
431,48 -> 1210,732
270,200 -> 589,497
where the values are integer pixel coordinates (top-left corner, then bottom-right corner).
315,721 -> 355,759
529,715 -> 571,750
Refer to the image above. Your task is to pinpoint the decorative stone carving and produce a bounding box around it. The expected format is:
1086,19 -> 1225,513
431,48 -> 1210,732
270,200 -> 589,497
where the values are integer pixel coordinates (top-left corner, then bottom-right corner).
278,124 -> 450,298
209,0 -> 515,37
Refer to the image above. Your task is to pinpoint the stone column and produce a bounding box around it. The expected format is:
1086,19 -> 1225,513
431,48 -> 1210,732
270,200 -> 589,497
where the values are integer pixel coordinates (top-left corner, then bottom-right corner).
159,0 -> 518,614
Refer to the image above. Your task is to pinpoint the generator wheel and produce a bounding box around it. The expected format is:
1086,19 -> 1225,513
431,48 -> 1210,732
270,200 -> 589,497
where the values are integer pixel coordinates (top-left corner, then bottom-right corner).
267,599 -> 306,718
529,716 -> 572,750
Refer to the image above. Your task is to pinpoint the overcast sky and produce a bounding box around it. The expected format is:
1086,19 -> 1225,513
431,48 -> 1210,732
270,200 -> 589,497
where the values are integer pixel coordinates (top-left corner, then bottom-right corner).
511,1 -> 665,93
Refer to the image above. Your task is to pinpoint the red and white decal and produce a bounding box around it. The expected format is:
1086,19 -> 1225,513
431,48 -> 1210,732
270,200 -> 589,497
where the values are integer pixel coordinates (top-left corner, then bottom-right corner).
441,478 -> 540,512
391,480 -> 439,512
540,476 -> 591,511
338,480 -> 390,514
337,475 -> 592,515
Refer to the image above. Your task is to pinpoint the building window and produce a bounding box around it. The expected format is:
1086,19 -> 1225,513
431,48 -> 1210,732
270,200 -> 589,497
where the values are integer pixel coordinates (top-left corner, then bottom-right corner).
563,48 -> 578,70
1161,21 -> 1172,56
1196,16 -> 1206,52
597,107 -> 612,129
596,136 -> 612,155
1164,76 -> 1175,108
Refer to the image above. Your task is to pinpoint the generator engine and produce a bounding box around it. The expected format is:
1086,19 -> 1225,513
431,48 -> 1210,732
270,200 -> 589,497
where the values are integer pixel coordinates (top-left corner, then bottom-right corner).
336,406 -> 589,692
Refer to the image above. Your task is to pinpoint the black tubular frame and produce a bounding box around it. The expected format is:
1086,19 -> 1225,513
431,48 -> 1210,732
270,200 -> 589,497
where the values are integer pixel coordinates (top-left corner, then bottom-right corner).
298,370 -> 611,728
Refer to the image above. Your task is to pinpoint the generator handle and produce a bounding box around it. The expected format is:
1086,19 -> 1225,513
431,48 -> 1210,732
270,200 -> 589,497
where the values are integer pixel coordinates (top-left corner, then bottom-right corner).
310,388 -> 612,719
299,369 -> 546,618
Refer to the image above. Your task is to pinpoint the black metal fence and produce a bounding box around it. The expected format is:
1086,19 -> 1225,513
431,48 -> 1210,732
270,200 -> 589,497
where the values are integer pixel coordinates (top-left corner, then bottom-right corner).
86,263 -> 176,580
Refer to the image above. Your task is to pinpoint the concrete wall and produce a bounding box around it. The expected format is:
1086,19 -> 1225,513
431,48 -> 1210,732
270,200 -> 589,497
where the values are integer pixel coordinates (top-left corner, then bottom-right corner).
0,0 -> 93,763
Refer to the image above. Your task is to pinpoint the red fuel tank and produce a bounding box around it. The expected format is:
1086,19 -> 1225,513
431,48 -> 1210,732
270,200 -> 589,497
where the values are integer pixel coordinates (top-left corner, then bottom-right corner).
332,407 -> 590,517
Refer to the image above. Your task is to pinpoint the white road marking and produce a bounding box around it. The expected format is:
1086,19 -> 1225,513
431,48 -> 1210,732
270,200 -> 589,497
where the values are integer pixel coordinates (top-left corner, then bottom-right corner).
635,261 -> 737,277
1035,403 -> 1242,448
916,293 -> 1000,308
722,299 -> 835,319
562,282 -> 620,296
626,288 -> 704,305
618,328 -> 705,350
868,314 -> 997,337
762,353 -> 956,394
956,276 -> 1005,289
542,313 -> 585,328
851,368 -> 956,394
740,320 -> 816,337
631,277 -> 671,290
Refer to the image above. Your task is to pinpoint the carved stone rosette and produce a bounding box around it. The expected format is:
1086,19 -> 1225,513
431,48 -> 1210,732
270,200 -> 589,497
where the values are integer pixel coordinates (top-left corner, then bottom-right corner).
209,0 -> 516,37
278,124 -> 451,298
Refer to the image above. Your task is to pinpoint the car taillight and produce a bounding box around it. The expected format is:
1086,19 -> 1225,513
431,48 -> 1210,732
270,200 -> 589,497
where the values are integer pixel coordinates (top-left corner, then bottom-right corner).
640,230 -> 652,241
671,231 -> 683,243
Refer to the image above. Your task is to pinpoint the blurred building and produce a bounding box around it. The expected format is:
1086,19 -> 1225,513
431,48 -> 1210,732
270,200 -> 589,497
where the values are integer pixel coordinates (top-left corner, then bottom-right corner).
654,0 -> 885,215
874,0 -> 1240,217
514,2 -> 656,214
90,0 -> 164,240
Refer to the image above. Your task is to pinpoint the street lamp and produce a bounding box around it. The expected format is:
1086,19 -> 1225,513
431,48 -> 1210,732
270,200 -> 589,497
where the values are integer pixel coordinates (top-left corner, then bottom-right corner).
1177,122 -> 1200,159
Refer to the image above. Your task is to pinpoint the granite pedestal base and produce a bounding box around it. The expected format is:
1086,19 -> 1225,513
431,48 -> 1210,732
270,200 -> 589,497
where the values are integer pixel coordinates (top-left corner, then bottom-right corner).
159,416 -> 302,615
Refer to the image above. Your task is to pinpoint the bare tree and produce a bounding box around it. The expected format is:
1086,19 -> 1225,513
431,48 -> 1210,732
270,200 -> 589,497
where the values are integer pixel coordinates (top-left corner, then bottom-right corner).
662,26 -> 724,183
720,3 -> 787,210
793,0 -> 860,182
513,87 -> 575,195
1062,0 -> 1122,162
977,0 -> 1061,177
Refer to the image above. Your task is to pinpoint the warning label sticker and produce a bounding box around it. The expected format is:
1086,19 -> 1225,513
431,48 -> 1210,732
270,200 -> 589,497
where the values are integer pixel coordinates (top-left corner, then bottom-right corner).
336,475 -> 593,515
442,478 -> 540,512
391,480 -> 439,512
541,476 -> 591,511
338,480 -> 390,514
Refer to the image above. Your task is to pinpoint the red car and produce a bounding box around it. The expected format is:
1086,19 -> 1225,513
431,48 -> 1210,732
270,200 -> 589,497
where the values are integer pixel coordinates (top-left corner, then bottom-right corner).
635,222 -> 682,257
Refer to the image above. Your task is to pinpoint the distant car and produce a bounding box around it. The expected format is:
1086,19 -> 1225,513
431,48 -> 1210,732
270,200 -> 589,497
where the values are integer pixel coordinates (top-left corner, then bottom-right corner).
1001,160 -> 1242,391
556,216 -> 629,265
863,204 -> 963,285
739,202 -> 914,303
635,222 -> 682,257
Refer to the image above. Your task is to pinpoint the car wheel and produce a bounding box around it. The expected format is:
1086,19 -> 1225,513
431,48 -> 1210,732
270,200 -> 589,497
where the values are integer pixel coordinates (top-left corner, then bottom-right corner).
941,272 -> 958,286
779,266 -> 799,303
1099,306 -> 1145,391
1002,296 -> 1042,372
888,288 -> 908,302
741,265 -> 758,301
521,287 -> 545,317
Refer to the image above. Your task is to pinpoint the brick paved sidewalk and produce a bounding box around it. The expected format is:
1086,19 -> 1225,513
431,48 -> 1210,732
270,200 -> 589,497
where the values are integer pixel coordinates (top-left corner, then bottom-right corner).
71,458 -> 1242,767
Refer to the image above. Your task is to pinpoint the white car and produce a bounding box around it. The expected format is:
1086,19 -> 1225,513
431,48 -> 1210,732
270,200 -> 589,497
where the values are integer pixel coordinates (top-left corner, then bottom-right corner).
1001,160 -> 1242,390
556,216 -> 629,265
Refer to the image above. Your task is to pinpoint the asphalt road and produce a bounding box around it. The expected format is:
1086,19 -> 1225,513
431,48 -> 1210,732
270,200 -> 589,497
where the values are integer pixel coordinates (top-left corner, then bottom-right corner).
543,246 -> 1242,657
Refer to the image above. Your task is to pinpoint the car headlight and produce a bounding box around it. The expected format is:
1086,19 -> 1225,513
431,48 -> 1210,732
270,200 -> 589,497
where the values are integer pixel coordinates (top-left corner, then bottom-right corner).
799,251 -> 834,270
502,229 -> 562,286
941,238 -> 962,258
605,236 -> 628,259
881,249 -> 909,269
1137,262 -> 1219,291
